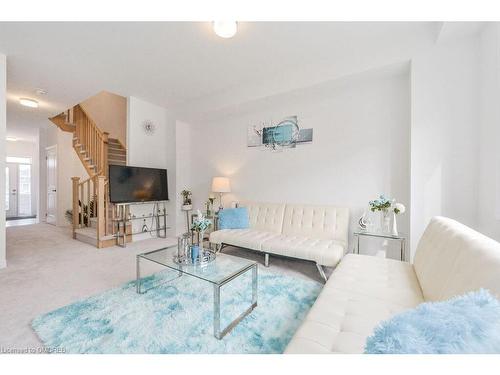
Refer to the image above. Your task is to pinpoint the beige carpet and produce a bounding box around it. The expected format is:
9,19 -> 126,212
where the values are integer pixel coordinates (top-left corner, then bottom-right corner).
0,223 -> 325,350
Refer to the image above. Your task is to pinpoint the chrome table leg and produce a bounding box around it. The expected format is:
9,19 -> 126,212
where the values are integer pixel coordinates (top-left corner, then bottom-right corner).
136,255 -> 142,294
213,284 -> 221,339
213,264 -> 258,340
252,264 -> 258,306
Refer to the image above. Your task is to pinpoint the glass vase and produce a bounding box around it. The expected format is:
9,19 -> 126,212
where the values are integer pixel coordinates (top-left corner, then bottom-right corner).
197,230 -> 205,247
391,212 -> 399,236
380,210 -> 391,234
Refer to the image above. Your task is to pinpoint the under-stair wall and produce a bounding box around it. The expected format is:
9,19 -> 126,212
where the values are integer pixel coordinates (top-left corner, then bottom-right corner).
43,127 -> 89,227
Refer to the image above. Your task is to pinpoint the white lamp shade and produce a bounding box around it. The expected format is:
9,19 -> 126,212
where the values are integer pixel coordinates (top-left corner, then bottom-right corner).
211,177 -> 231,193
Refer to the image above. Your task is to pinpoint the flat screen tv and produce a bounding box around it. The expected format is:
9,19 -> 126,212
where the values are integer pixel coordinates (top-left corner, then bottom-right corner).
109,165 -> 169,203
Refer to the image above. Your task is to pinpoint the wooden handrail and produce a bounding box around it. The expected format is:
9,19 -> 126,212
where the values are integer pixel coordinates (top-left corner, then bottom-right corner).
76,104 -> 104,138
78,175 -> 95,186
73,105 -> 109,179
71,104 -> 115,246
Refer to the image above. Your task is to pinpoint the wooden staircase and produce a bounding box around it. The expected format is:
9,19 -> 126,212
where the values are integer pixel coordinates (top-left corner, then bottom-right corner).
107,138 -> 126,166
50,104 -> 130,248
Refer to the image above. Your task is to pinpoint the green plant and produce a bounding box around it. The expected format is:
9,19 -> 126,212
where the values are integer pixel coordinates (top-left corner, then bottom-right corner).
181,189 -> 192,205
65,198 -> 96,226
192,210 -> 212,232
205,197 -> 216,214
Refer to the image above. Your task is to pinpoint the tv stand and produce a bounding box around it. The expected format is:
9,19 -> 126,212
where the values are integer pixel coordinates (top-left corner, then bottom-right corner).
113,201 -> 169,247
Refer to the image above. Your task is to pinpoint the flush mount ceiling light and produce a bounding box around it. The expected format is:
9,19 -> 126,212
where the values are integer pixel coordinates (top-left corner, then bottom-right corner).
35,88 -> 47,95
19,98 -> 39,108
6,136 -> 17,142
213,21 -> 237,38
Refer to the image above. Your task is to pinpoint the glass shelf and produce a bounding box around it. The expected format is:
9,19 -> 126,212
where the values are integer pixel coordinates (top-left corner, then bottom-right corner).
114,200 -> 169,247
112,214 -> 168,222
114,227 -> 171,237
353,230 -> 406,240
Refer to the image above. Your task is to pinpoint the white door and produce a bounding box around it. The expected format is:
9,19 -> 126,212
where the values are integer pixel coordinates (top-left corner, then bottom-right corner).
5,163 -> 18,218
46,146 -> 57,225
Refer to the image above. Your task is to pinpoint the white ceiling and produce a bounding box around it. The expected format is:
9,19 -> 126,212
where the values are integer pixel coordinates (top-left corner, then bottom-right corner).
0,21 -> 485,137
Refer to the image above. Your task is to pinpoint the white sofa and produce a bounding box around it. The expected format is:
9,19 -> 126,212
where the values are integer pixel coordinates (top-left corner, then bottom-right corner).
209,201 -> 350,280
285,216 -> 500,354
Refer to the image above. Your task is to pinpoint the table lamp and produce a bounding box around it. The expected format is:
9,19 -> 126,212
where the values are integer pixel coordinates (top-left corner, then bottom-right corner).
211,177 -> 231,211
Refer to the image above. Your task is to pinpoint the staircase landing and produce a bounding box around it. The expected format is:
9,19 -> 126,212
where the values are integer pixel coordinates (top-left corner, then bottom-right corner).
75,227 -> 132,248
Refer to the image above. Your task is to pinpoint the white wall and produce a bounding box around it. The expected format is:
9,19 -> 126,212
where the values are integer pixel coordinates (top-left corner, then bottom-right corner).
410,35 -> 481,256
478,23 -> 500,240
6,140 -> 39,217
175,120 -> 193,235
0,53 -> 6,268
127,96 -> 177,238
185,69 -> 411,254
80,91 -> 127,146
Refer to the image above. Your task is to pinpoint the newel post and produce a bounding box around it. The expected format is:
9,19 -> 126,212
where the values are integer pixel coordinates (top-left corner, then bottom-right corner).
71,177 -> 80,239
103,132 -> 109,177
96,175 -> 106,246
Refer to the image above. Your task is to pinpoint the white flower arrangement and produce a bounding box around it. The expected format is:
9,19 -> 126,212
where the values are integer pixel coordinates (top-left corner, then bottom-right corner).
369,195 -> 392,212
369,194 -> 406,215
192,210 -> 212,232
393,203 -> 406,215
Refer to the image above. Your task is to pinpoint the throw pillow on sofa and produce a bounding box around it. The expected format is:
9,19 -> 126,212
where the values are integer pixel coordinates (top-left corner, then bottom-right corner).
364,289 -> 500,354
218,207 -> 250,230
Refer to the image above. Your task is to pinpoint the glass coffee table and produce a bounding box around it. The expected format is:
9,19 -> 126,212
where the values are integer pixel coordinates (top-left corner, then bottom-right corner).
136,246 -> 258,339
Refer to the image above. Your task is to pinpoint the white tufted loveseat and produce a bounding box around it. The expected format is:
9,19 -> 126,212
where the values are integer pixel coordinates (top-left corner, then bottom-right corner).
285,216 -> 500,353
209,201 -> 350,280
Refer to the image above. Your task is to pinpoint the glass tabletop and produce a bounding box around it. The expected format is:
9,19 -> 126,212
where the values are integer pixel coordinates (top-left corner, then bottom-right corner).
138,246 -> 257,286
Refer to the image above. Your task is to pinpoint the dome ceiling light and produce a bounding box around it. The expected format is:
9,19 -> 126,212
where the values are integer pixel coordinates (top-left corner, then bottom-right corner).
19,98 -> 39,108
213,21 -> 238,38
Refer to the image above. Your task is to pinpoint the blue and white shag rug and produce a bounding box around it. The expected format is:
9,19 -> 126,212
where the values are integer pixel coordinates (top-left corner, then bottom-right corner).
32,267 -> 321,354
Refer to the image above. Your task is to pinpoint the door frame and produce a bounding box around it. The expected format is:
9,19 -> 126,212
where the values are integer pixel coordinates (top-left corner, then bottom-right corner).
5,162 -> 18,218
45,145 -> 58,225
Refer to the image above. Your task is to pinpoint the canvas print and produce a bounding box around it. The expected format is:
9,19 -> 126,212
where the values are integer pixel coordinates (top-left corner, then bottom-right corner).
247,116 -> 313,151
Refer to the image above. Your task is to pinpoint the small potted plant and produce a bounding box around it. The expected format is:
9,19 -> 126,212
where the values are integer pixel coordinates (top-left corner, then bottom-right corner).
205,197 -> 215,216
181,190 -> 192,211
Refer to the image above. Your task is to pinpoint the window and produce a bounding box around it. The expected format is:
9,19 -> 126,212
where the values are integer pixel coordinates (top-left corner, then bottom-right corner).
18,164 -> 31,216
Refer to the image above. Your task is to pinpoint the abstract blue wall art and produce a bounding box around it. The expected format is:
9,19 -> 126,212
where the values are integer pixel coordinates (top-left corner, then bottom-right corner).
247,116 -> 313,151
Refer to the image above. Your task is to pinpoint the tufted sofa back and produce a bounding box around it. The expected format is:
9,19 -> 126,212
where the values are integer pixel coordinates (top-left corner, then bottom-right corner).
239,201 -> 349,246
414,216 -> 500,301
281,204 -> 350,246
240,201 -> 286,233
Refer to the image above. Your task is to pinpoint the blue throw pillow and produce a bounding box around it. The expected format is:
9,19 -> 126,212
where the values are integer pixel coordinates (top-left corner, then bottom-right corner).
218,207 -> 250,230
364,289 -> 500,354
